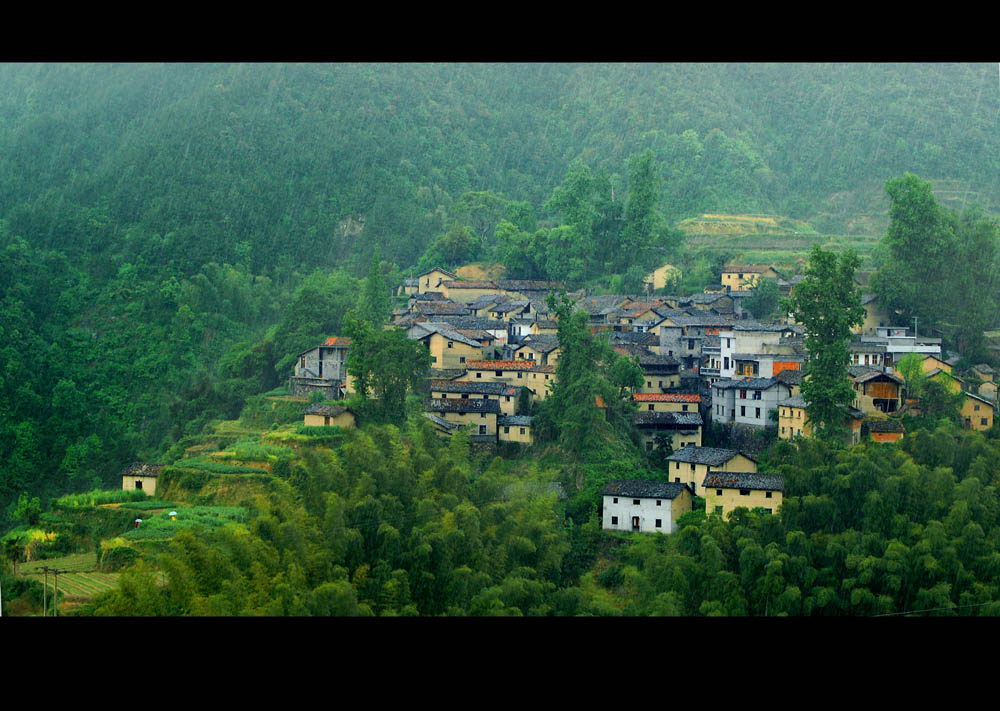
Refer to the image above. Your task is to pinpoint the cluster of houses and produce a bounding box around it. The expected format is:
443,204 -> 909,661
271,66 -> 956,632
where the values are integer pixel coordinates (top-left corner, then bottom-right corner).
285,261 -> 1000,537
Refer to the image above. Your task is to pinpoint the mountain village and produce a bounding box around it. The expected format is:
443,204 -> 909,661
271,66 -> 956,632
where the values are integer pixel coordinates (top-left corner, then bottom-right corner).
247,262 -> 1000,538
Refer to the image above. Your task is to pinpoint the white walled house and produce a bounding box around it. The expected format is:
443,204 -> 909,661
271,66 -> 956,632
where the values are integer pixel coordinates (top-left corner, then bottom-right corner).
712,377 -> 795,429
601,480 -> 693,534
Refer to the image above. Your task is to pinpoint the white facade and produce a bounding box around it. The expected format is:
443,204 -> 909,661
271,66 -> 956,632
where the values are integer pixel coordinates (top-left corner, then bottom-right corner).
712,381 -> 793,428
602,495 -> 679,534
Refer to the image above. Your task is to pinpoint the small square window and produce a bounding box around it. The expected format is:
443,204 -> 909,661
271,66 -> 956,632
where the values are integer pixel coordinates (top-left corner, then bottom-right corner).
520,428 -> 526,435
740,489 -> 750,496
658,498 -> 663,505
633,499 -> 640,505
716,489 -> 722,496
611,516 -> 618,525
460,357 -> 466,363
613,497 -> 618,504
655,519 -> 662,528
766,491 -> 772,498
448,341 -> 453,348
476,372 -> 482,379
504,427 -> 510,433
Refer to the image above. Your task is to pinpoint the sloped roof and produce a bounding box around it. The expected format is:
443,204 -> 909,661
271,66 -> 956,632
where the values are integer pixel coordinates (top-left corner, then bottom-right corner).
851,368 -> 904,384
417,266 -> 458,278
498,415 -> 533,427
423,397 -> 502,414
665,447 -> 751,466
430,380 -> 520,396
867,419 -> 905,433
633,411 -> 703,427
633,393 -> 701,403
602,480 -> 690,499
715,377 -> 784,391
466,359 -> 537,370
703,471 -> 784,492
303,403 -> 352,417
322,336 -> 352,347
120,463 -> 163,478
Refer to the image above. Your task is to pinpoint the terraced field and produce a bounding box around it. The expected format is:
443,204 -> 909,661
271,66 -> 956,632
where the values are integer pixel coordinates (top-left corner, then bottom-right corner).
18,552 -> 121,606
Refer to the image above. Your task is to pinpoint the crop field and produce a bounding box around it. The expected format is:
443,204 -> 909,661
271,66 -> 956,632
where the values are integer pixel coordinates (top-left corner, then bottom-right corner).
18,553 -> 121,601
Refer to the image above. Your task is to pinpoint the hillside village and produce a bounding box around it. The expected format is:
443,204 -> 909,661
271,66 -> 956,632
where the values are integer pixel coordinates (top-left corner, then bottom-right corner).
274,260 -> 1000,537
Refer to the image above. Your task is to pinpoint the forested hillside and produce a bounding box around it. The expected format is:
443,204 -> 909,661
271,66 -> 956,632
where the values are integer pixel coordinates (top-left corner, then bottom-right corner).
2,62 -> 999,527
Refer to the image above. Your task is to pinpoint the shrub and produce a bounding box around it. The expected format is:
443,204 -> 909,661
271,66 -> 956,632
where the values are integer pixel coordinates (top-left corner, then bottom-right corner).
101,544 -> 139,571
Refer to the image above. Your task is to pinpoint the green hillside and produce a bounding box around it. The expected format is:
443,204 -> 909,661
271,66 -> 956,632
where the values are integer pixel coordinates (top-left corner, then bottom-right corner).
2,61 -> 1000,533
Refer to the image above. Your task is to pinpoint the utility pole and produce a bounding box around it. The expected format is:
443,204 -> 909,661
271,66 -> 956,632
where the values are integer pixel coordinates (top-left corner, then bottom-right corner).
913,316 -> 918,339
43,565 -> 48,616
53,568 -> 60,617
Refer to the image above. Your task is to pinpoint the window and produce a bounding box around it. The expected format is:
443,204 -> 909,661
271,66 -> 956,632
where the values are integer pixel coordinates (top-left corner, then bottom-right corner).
613,497 -> 618,503
716,489 -> 722,496
447,341 -> 453,348
975,404 -> 981,411
480,412 -> 486,418
505,396 -> 511,402
442,393 -> 447,399
740,390 -> 747,399
647,381 -> 652,388
753,391 -> 761,400
755,407 -> 761,419
611,516 -> 618,525
495,370 -> 502,376
658,380 -> 663,387
675,462 -> 680,469
300,356 -> 306,368
655,519 -> 662,528
740,406 -> 746,417
476,372 -> 482,379
690,463 -> 696,471
520,428 -> 526,435
763,508 -> 773,514
504,427 -> 510,433
135,480 -> 143,490
682,404 -> 689,412
765,491 -> 772,498
657,499 -> 663,505
648,404 -> 655,411
459,356 -> 466,364
517,372 -> 523,379
983,418 -> 989,426
714,506 -> 723,514
740,489 -> 750,496
633,500 -> 640,505
478,425 -> 487,435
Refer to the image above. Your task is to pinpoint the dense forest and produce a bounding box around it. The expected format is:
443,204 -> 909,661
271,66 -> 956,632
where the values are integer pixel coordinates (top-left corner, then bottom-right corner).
2,62 -> 999,555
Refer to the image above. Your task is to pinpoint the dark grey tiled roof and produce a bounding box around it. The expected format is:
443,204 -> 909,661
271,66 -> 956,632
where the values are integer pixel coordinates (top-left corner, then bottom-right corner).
665,446 -> 751,466
634,411 -> 703,427
302,404 -> 351,417
423,398 -> 501,414
498,415 -> 533,427
774,369 -> 803,385
430,380 -> 520,396
120,463 -> 164,478
702,472 -> 784,492
423,413 -> 461,431
850,368 -> 903,384
867,419 -> 905,433
715,377 -> 783,391
602,479 -> 690,499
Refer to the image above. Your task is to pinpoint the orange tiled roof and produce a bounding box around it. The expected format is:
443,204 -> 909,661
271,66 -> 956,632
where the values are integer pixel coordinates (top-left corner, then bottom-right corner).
323,337 -> 352,346
633,393 -> 701,403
